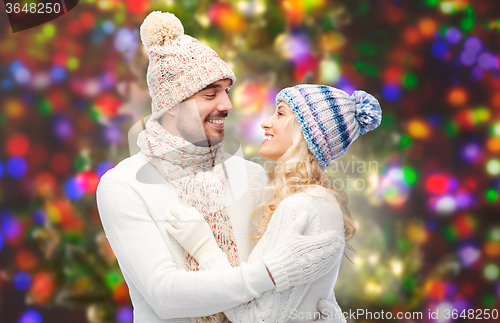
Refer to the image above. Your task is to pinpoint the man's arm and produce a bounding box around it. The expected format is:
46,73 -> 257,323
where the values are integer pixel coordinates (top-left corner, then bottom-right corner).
193,194 -> 345,322
96,172 -> 275,320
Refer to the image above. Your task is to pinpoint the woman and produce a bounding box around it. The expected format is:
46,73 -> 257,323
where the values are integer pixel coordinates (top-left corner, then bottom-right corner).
166,84 -> 382,322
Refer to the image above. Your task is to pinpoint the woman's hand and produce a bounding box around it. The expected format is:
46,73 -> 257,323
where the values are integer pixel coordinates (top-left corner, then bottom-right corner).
261,214 -> 345,292
165,205 -> 223,264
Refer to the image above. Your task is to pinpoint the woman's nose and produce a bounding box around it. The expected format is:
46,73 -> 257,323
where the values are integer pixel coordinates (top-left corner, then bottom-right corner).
261,116 -> 272,130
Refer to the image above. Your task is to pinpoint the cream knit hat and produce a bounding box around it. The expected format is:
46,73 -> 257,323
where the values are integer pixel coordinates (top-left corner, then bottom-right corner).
140,11 -> 236,121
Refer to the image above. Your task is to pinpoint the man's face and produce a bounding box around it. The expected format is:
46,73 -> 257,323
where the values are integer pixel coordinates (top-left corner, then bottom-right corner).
175,78 -> 233,146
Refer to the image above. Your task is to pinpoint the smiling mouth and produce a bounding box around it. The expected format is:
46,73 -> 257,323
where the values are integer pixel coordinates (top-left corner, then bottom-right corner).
263,135 -> 274,142
207,118 -> 225,129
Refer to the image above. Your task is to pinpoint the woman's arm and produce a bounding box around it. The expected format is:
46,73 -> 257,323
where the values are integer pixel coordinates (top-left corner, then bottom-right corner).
196,192 -> 346,322
96,171 -> 276,320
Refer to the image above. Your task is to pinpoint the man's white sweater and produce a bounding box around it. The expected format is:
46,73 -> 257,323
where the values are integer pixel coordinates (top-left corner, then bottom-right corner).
96,151 -> 276,322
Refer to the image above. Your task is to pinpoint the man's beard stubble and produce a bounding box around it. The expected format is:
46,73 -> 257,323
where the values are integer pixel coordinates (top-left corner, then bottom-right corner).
176,111 -> 226,147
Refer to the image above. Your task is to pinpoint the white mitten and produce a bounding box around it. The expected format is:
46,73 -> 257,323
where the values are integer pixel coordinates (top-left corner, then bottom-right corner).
261,215 -> 345,292
316,297 -> 346,322
165,205 -> 223,264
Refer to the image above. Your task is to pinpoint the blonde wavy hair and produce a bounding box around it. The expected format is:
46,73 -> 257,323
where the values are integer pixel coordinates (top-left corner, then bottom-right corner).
250,113 -> 357,256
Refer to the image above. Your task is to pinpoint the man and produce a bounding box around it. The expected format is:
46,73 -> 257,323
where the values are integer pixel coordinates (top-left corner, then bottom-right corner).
96,11 -> 339,322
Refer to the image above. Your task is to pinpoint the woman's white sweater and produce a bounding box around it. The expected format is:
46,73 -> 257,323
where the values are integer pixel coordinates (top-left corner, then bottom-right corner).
198,186 -> 347,323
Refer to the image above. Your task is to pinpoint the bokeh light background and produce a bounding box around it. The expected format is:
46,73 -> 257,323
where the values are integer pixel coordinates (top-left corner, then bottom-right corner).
1,0 -> 500,322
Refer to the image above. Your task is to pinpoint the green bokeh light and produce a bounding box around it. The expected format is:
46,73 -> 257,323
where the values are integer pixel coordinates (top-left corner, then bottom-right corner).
485,189 -> 498,202
397,238 -> 410,252
425,0 -> 439,7
490,122 -> 500,136
460,16 -> 475,31
403,167 -> 418,185
74,154 -> 91,171
474,107 -> 489,122
381,290 -> 397,304
483,264 -> 499,280
38,99 -> 52,116
444,121 -> 459,137
62,231 -> 83,244
403,274 -> 417,290
380,112 -> 395,130
351,0 -> 370,17
444,226 -> 458,242
355,42 -> 377,56
482,294 -> 495,307
400,135 -> 412,148
303,0 -> 323,12
114,11 -> 125,24
68,57 -> 80,70
43,24 -> 56,37
355,61 -> 379,76
105,271 -> 123,290
403,73 -> 418,89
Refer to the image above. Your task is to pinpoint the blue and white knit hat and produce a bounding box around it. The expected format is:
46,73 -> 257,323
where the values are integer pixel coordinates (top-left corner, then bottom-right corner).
276,84 -> 382,171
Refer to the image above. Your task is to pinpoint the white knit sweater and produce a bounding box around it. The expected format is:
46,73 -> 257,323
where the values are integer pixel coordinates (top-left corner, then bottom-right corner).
198,186 -> 347,323
96,151 -> 345,322
97,151 -> 275,322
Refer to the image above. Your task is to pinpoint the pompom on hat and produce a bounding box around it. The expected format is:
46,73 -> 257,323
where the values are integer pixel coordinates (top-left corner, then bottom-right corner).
140,11 -> 184,48
140,11 -> 236,121
276,84 -> 382,171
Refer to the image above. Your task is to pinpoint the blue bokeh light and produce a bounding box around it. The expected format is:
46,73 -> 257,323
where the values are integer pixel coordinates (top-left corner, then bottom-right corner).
13,271 -> 32,290
431,40 -> 448,59
445,27 -> 461,44
64,177 -> 84,201
382,84 -> 401,102
103,21 -> 115,34
50,66 -> 66,82
116,306 -> 133,323
32,210 -> 47,225
1,78 -> 14,90
1,213 -> 22,239
96,161 -> 114,178
7,157 -> 27,178
18,309 -> 42,323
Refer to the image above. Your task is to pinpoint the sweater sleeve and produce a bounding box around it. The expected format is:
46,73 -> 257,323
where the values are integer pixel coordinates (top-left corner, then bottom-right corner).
95,171 -> 275,320
198,190 -> 345,323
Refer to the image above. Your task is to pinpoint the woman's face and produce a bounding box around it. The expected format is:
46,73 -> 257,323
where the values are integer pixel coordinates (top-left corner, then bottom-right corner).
259,101 -> 294,161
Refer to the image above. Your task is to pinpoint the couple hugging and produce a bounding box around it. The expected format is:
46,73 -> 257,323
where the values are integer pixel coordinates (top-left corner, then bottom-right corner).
96,10 -> 382,323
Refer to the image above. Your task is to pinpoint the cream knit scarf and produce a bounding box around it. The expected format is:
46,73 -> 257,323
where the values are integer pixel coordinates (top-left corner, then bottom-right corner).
137,119 -> 237,323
